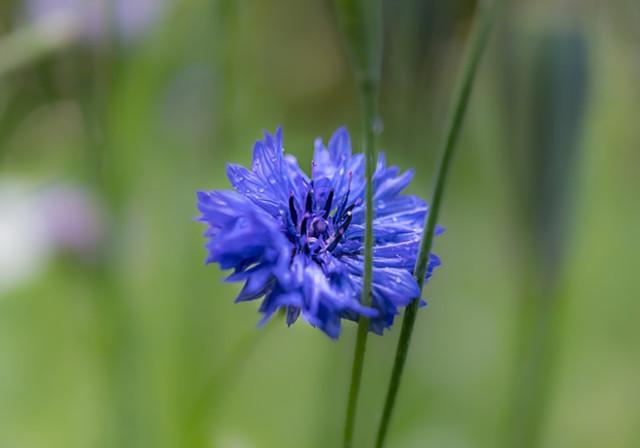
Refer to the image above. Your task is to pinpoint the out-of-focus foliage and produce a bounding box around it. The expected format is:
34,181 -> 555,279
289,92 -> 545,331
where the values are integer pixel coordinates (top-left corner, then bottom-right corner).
0,0 -> 638,447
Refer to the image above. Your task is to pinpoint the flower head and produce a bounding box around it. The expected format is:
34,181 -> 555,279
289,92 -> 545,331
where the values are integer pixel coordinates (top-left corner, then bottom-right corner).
197,128 -> 441,338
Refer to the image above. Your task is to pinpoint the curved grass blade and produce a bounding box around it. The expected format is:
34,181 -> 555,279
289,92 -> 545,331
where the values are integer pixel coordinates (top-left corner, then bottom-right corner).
375,2 -> 503,446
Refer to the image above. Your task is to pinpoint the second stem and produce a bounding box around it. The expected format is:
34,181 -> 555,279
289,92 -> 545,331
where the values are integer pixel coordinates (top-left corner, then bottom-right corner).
343,79 -> 378,448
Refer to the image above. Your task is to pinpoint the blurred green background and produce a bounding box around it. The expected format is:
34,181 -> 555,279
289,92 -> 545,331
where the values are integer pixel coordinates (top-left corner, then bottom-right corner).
0,0 -> 639,447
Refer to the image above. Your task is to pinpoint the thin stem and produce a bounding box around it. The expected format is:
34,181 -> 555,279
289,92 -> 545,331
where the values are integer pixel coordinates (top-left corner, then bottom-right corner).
334,0 -> 381,443
374,2 -> 502,446
343,312 -> 370,448
343,80 -> 377,448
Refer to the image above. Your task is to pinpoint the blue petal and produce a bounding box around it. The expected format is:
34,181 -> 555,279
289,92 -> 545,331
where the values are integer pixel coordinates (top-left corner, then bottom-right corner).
374,169 -> 414,202
229,265 -> 274,302
371,268 -> 420,308
226,164 -> 283,216
286,306 -> 301,326
258,290 -> 302,325
328,127 -> 352,166
251,139 -> 288,202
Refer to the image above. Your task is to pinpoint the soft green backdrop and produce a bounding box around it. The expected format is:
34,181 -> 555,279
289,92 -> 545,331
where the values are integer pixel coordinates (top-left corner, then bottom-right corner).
0,0 -> 638,447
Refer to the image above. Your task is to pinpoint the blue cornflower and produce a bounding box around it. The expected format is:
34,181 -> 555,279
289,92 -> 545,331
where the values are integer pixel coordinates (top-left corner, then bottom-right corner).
197,128 -> 441,339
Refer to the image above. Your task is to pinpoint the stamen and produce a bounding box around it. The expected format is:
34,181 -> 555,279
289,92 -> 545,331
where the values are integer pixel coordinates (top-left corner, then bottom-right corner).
340,203 -> 357,222
335,171 -> 353,220
305,190 -> 313,214
323,189 -> 334,219
313,219 -> 327,234
326,210 -> 353,252
340,210 -> 353,233
336,190 -> 350,222
302,235 -> 311,254
300,215 -> 309,236
288,194 -> 298,226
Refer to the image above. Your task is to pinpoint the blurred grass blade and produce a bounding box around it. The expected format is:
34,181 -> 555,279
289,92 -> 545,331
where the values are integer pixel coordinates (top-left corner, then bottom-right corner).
374,2 -> 503,447
503,24 -> 590,448
186,313 -> 282,445
334,0 -> 382,447
334,0 -> 382,88
0,18 -> 77,77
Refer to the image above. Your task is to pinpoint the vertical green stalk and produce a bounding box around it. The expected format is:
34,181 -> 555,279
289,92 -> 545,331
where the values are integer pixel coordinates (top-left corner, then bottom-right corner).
374,2 -> 502,447
333,0 -> 382,446
343,81 -> 377,448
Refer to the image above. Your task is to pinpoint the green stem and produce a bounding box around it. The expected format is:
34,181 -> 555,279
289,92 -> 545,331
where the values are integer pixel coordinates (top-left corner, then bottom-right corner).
374,2 -> 502,446
343,314 -> 370,448
343,80 -> 378,448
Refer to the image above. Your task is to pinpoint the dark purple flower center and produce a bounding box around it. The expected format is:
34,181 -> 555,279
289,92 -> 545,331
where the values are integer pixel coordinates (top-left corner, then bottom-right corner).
287,184 -> 358,257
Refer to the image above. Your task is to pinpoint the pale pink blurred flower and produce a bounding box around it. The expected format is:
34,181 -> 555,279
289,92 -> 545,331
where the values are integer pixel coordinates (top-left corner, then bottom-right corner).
38,185 -> 106,260
23,0 -> 170,43
0,180 -> 106,294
